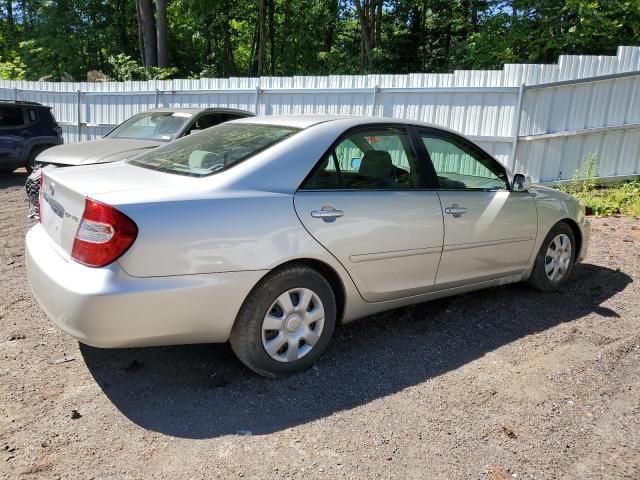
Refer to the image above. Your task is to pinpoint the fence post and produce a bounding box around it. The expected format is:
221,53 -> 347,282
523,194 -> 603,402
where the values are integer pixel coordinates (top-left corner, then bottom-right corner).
77,89 -> 82,141
371,85 -> 379,116
254,85 -> 261,114
155,88 -> 160,108
13,87 -> 19,101
510,83 -> 525,172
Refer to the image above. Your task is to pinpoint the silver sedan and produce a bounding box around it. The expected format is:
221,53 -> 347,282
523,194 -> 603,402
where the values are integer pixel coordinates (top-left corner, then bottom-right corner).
26,115 -> 591,377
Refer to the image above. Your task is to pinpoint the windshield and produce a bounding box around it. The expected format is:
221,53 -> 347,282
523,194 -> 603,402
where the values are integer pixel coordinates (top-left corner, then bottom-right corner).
107,111 -> 193,141
128,123 -> 300,177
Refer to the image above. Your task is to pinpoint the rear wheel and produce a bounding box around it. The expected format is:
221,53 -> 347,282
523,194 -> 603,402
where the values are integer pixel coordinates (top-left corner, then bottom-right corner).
528,222 -> 576,292
229,265 -> 336,377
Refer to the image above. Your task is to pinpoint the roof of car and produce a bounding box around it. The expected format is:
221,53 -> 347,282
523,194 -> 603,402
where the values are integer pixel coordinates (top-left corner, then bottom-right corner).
148,107 -> 254,116
231,114 -> 359,129
230,114 -> 457,131
0,99 -> 47,108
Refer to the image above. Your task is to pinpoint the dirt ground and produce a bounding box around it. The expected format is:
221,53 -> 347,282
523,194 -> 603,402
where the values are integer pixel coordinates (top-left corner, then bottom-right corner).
1,170 -> 639,480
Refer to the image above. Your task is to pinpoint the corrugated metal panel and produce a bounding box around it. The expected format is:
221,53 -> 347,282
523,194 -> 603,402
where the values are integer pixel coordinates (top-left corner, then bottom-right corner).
515,70 -> 640,182
1,47 -> 640,182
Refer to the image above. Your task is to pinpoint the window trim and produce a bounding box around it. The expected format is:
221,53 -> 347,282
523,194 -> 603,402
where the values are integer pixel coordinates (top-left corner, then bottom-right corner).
414,126 -> 512,192
299,123 -> 435,192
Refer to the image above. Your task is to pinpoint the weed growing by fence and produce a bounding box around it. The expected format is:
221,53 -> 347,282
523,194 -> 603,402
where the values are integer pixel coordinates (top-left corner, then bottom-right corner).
558,153 -> 640,217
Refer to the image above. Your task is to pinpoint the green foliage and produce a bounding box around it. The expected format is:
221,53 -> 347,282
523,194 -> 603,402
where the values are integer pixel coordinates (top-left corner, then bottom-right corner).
0,54 -> 26,79
1,0 -> 639,80
108,53 -> 177,81
559,153 -> 640,217
576,180 -> 640,217
572,152 -> 600,196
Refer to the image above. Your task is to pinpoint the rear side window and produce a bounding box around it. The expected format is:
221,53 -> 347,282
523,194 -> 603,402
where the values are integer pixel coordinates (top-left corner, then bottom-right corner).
129,123 -> 299,177
27,109 -> 38,122
0,107 -> 25,128
302,127 -> 429,190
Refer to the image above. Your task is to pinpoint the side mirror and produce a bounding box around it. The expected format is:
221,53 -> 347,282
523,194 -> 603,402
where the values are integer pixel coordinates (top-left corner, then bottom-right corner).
513,173 -> 532,192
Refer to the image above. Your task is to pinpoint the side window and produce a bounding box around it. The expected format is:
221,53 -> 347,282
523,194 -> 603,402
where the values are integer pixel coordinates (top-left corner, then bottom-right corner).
0,107 -> 25,128
303,127 -> 427,190
418,130 -> 509,190
193,113 -> 223,131
27,109 -> 38,122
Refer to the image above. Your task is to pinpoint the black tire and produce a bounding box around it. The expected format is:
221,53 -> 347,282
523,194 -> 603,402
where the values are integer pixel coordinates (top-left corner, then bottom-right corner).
229,265 -> 336,378
25,146 -> 48,173
527,221 -> 576,292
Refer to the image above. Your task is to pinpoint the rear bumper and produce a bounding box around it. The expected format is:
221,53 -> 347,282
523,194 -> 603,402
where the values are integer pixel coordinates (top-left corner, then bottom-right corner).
26,224 -> 265,348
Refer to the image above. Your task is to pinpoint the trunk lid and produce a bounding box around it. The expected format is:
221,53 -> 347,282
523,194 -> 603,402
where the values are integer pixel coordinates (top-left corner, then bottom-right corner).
36,138 -> 161,166
40,172 -> 87,257
40,161 -> 197,256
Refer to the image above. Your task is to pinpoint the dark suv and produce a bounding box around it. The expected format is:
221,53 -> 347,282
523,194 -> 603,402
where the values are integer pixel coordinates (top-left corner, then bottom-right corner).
0,100 -> 63,173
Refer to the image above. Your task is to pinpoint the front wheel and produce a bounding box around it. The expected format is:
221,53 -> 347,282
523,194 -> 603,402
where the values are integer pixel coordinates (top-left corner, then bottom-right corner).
528,222 -> 576,292
229,265 -> 336,377
25,146 -> 47,173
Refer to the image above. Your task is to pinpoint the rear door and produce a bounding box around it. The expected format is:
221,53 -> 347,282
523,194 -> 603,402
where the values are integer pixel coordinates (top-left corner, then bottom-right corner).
415,128 -> 537,290
294,125 -> 444,302
0,106 -> 27,166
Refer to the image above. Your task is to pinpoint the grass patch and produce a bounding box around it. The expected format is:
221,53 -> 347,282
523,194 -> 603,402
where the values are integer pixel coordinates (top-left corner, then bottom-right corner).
557,153 -> 640,218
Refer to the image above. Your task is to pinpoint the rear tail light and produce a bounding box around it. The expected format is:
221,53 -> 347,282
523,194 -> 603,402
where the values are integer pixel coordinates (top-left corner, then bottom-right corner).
38,173 -> 44,223
71,198 -> 138,267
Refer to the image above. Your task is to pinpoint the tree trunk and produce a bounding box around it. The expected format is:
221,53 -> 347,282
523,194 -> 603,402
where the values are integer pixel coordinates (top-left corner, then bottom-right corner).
138,0 -> 158,67
267,0 -> 275,75
222,13 -> 236,76
135,0 -> 146,65
6,0 -> 13,27
354,0 -> 382,71
324,0 -> 339,52
257,0 -> 266,76
156,0 -> 168,68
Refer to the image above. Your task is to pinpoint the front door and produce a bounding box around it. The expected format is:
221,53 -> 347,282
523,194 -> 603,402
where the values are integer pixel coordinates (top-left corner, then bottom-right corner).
415,128 -> 538,290
294,126 -> 444,302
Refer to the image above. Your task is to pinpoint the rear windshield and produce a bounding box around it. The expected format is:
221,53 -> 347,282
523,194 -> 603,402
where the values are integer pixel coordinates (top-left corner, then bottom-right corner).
107,111 -> 192,141
128,123 -> 299,177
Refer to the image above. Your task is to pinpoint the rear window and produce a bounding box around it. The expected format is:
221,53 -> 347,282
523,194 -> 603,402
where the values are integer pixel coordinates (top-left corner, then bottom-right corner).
128,123 -> 299,177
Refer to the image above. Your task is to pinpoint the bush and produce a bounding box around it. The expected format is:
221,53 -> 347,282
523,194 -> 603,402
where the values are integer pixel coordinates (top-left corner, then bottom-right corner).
107,54 -> 177,81
558,153 -> 640,218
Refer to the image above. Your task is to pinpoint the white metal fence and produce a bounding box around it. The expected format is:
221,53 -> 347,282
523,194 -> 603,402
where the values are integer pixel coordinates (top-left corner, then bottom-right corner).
2,46 -> 640,183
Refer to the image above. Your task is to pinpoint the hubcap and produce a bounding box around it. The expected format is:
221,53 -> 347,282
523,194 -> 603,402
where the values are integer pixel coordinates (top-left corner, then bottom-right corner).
544,233 -> 572,282
261,288 -> 325,363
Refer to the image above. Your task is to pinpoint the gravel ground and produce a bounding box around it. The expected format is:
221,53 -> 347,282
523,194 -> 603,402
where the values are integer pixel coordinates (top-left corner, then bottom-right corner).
1,170 -> 639,480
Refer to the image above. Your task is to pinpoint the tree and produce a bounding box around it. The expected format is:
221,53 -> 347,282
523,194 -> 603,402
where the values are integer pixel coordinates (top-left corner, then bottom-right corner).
156,0 -> 167,67
256,0 -> 265,75
0,0 -> 638,81
353,0 -> 383,70
137,0 -> 157,67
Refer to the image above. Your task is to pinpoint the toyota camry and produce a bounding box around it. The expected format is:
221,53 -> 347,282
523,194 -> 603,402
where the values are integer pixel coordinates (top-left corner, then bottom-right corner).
26,115 -> 591,377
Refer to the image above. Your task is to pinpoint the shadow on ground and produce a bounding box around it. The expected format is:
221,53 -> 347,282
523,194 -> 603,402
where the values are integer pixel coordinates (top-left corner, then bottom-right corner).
0,171 -> 28,189
81,263 -> 631,439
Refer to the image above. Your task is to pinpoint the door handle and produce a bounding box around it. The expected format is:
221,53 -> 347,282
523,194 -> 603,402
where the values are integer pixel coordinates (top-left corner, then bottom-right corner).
311,206 -> 344,222
444,204 -> 467,217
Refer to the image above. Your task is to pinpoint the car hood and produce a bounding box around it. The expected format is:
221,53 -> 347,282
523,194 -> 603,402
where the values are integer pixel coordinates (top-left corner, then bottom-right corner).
36,138 -> 162,166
